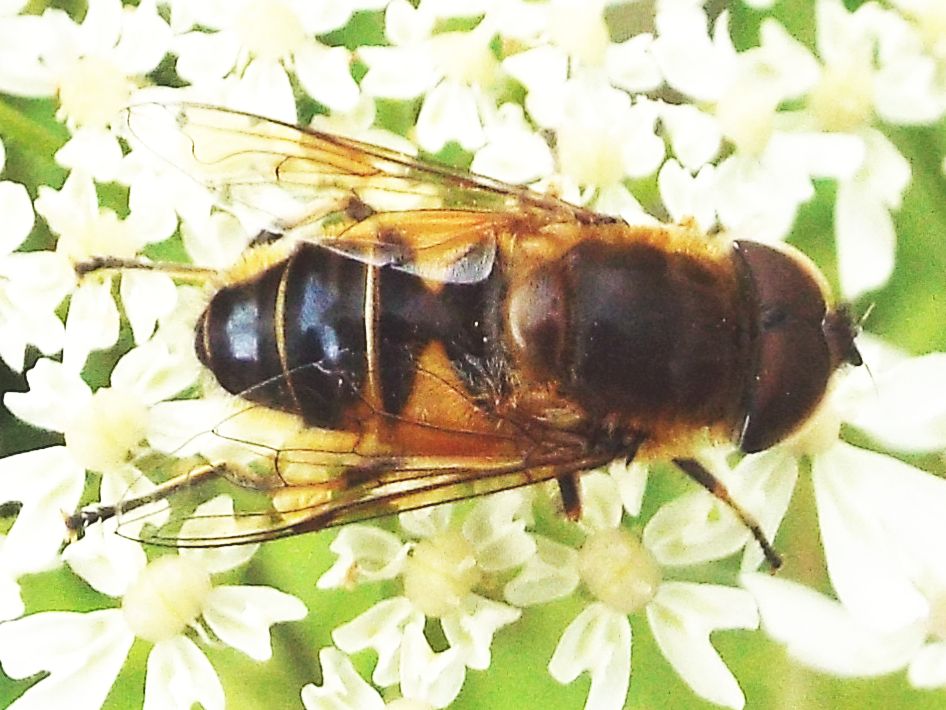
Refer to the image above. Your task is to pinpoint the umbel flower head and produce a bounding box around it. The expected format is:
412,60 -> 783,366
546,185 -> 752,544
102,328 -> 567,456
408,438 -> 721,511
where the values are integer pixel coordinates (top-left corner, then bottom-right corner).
0,1 -> 945,709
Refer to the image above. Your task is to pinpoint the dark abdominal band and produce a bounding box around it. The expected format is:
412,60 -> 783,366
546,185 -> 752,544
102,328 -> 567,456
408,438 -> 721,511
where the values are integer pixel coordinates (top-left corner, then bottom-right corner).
195,243 -> 506,428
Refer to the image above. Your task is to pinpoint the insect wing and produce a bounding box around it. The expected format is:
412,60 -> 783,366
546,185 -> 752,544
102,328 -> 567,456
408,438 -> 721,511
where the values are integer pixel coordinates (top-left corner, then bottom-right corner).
124,449 -> 605,548
107,360 -> 598,547
122,103 -> 589,283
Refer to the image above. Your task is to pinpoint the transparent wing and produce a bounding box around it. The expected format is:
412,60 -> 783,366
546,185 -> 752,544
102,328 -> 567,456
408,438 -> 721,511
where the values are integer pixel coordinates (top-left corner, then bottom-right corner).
117,448 -> 611,548
123,102 -> 610,283
93,359 -> 609,547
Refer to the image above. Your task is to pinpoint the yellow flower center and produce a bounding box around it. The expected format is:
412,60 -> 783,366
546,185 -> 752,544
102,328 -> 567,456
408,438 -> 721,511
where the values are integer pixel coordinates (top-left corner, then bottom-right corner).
808,57 -> 874,133
548,2 -> 609,66
429,30 -> 498,87
578,527 -> 662,614
64,387 -> 149,473
402,531 -> 481,618
122,555 -> 212,643
717,82 -> 778,156
235,0 -> 306,61
58,56 -> 132,129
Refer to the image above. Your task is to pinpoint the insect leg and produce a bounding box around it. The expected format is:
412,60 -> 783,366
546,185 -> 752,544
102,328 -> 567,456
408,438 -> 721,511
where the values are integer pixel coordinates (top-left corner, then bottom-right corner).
74,256 -> 217,282
557,474 -> 582,521
672,457 -> 782,572
64,463 -> 225,541
556,430 -> 647,522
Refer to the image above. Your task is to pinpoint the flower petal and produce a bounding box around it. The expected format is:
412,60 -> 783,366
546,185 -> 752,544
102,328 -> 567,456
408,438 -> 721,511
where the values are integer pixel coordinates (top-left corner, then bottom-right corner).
743,572 -> 923,676
0,563 -> 24,621
63,278 -> 121,373
441,594 -> 520,670
179,496 -> 259,573
813,443 -> 932,631
144,636 -> 224,710
0,180 -> 34,256
907,641 -> 946,689
548,603 -> 631,710
119,271 -> 179,346
648,582 -> 757,709
504,534 -> 579,607
301,647 -> 385,710
658,159 -> 716,231
4,358 -> 90,433
203,585 -> 307,661
463,491 -> 535,573
0,609 -> 133,710
399,621 -> 465,708
54,128 -> 123,182
644,491 -> 746,567
660,104 -> 721,171
332,596 -> 423,686
415,80 -> 484,153
845,353 -> 946,452
834,179 -> 896,299
173,30 -> 239,84
317,525 -> 409,589
398,504 -> 452,539
63,519 -> 147,598
0,445 -> 85,574
578,471 -> 623,533
294,44 -> 359,113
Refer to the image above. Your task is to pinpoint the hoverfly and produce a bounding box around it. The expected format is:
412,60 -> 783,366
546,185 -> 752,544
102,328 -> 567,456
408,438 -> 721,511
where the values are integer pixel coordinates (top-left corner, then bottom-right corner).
68,103 -> 863,570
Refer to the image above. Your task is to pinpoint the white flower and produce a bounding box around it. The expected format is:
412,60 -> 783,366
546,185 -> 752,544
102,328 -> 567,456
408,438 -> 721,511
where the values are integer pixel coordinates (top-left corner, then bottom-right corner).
0,337 -> 201,598
470,103 -> 555,185
302,632 -> 465,710
302,647 -> 388,710
651,1 -> 940,296
34,170 -> 177,370
0,447 -> 85,607
501,0 -> 659,116
742,442 -> 946,689
166,0 -> 365,117
506,67 -> 664,220
319,493 -> 530,690
791,0 -> 940,296
651,7 -> 855,244
6,341 -> 200,475
501,12 -> 665,220
0,178 -> 72,371
359,0 -> 500,153
0,496 -> 306,710
1,0 -> 171,179
721,337 -> 946,573
742,573 -> 924,677
508,472 -> 759,710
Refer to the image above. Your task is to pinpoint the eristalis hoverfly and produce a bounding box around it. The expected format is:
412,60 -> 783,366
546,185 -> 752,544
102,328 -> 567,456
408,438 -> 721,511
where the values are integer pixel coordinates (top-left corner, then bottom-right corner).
67,103 -> 863,570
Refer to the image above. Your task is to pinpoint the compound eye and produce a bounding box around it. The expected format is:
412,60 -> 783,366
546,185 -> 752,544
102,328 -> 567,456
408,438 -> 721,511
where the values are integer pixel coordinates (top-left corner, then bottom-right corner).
734,241 -> 833,453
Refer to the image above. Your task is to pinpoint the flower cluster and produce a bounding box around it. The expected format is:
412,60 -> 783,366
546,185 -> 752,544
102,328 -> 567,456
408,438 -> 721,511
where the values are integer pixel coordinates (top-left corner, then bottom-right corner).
0,0 -> 945,709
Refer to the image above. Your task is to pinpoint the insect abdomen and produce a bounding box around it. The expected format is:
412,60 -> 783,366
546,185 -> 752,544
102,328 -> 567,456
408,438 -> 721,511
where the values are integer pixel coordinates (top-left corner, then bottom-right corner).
195,243 -> 505,429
